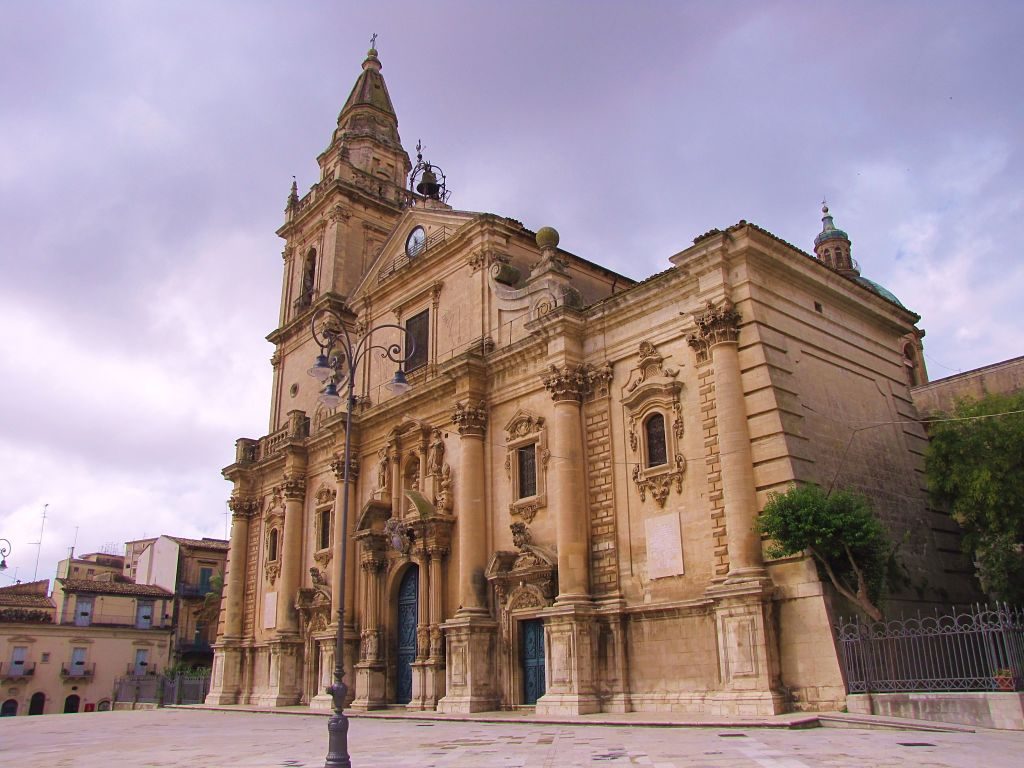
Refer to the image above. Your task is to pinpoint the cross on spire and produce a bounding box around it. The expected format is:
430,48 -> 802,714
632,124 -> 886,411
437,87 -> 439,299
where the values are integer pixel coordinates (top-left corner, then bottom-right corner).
370,32 -> 378,49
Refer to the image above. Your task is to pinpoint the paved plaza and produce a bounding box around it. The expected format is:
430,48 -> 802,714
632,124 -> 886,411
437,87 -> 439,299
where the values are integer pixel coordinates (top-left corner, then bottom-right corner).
1,708 -> 1022,767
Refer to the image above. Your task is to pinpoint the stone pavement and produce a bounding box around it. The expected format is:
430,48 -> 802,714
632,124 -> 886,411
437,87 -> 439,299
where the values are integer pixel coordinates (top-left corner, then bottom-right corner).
2,708 -> 1023,767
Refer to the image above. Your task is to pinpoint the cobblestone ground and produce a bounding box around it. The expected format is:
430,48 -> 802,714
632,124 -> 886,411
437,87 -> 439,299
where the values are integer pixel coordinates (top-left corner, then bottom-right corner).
1,709 -> 1022,767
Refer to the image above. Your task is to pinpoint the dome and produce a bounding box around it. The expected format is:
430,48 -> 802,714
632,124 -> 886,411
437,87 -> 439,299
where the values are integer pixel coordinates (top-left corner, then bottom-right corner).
814,205 -> 850,247
855,276 -> 905,308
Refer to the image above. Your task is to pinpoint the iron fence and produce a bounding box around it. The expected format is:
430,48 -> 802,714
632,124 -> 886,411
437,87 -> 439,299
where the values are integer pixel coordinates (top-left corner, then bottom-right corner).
837,603 -> 1024,693
113,671 -> 211,706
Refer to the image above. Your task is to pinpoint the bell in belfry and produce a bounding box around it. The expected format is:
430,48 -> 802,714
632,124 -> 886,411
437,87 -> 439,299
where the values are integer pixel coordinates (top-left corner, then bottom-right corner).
416,165 -> 440,199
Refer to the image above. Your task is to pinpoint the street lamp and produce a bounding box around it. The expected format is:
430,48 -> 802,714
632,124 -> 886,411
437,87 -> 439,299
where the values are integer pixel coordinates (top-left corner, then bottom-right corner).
307,307 -> 414,768
0,538 -> 10,571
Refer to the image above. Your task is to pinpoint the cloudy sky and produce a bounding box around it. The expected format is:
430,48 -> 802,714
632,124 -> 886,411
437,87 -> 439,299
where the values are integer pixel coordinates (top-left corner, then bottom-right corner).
1,1 -> 1021,585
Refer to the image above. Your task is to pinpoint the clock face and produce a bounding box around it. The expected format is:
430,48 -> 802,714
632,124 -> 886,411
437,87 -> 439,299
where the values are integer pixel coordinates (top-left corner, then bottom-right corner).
405,226 -> 426,257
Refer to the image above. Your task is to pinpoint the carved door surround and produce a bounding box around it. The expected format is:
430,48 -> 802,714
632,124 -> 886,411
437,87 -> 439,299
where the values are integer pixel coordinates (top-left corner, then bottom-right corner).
486,525 -> 558,707
352,487 -> 453,710
621,340 -> 687,508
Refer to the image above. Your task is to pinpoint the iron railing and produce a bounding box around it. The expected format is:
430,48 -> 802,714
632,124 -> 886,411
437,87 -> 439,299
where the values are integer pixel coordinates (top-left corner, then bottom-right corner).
377,226 -> 453,283
60,662 -> 96,679
0,661 -> 35,679
837,603 -> 1024,693
114,671 -> 212,706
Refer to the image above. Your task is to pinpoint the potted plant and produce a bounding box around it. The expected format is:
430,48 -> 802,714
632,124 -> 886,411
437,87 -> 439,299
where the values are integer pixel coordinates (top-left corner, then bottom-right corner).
993,669 -> 1016,691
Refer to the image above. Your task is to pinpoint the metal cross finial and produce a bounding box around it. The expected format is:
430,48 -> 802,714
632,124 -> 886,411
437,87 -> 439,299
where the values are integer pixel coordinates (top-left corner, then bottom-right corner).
415,139 -> 424,162
370,32 -> 378,49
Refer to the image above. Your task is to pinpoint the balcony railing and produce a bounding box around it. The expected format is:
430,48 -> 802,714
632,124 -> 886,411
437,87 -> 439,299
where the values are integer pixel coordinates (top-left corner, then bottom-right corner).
0,661 -> 36,679
125,663 -> 156,675
60,662 -> 96,679
179,586 -> 211,598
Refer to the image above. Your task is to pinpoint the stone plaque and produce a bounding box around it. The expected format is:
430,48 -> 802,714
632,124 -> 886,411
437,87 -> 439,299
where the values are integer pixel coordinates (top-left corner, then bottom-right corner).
645,513 -> 685,579
263,592 -> 277,629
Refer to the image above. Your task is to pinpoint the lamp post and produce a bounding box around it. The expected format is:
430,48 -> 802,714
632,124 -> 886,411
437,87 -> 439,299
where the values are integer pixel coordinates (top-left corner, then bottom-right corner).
0,539 -> 10,571
307,308 -> 414,768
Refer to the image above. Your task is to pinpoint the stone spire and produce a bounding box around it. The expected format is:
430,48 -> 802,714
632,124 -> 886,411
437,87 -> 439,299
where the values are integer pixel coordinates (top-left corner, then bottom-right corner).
332,45 -> 403,151
813,202 -> 857,277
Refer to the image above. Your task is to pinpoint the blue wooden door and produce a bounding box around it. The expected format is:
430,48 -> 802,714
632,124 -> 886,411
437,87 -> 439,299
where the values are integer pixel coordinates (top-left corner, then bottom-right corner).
520,618 -> 545,705
395,566 -> 419,705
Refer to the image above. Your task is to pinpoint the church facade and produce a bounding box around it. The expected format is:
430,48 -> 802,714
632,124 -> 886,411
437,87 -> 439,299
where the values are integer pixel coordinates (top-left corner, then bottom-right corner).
206,47 -> 974,715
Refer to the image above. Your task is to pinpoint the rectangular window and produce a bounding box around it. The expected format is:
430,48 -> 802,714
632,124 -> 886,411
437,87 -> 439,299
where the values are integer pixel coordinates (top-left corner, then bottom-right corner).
70,647 -> 87,676
134,649 -> 149,676
198,567 -> 214,593
74,596 -> 93,627
405,309 -> 429,372
318,509 -> 332,551
11,646 -> 27,672
136,601 -> 153,629
517,443 -> 538,499
41,652 -> 50,663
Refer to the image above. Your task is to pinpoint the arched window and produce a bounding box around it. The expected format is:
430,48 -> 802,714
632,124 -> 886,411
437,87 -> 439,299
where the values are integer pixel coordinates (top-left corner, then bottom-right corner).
645,413 -> 668,468
63,694 -> 80,714
296,248 -> 317,312
28,692 -> 45,715
268,528 -> 280,562
903,343 -> 921,387
1,699 -> 17,717
96,699 -> 111,712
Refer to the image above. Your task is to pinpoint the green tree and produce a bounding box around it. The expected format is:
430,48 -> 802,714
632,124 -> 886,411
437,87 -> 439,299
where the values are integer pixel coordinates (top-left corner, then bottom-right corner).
756,484 -> 895,621
925,392 -> 1024,603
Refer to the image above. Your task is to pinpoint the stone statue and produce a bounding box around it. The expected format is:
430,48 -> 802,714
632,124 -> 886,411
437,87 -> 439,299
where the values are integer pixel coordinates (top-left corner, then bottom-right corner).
377,447 -> 389,490
427,429 -> 445,476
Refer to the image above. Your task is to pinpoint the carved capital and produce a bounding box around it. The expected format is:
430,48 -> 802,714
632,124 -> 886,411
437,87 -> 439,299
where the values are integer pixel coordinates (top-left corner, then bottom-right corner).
542,363 -> 595,403
328,204 -> 351,223
227,496 -> 260,520
279,476 -> 306,502
330,452 -> 360,483
691,299 -> 741,348
452,399 -> 488,437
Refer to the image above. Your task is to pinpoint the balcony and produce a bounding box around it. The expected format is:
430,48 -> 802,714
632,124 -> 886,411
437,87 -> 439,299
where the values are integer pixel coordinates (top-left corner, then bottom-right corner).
176,640 -> 213,655
124,663 -> 156,676
60,662 -> 96,679
0,661 -> 35,680
179,583 -> 214,598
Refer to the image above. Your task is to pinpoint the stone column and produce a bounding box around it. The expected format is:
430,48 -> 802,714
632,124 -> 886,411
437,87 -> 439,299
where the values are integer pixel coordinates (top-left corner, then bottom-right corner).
223,496 -> 257,638
691,299 -> 785,716
277,474 -> 307,634
351,536 -> 386,710
205,494 -> 257,705
541,364 -> 593,604
437,399 -> 497,713
451,400 -> 489,614
329,452 -> 360,629
692,300 -> 764,580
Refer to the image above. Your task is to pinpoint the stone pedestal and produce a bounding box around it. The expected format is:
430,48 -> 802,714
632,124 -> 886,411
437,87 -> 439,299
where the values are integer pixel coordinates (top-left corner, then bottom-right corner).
350,661 -> 387,710
309,633 -> 358,711
253,638 -> 303,707
535,605 -> 600,715
705,579 -> 787,716
205,643 -> 243,705
436,615 -> 497,713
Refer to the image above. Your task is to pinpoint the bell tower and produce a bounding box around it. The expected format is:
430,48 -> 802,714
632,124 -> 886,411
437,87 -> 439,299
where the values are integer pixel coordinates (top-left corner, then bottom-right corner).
813,202 -> 857,278
277,44 -> 412,328
268,44 -> 413,431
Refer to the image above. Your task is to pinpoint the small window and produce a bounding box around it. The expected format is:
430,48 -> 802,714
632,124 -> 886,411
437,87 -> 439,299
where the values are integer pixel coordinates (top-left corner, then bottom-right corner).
198,567 -> 214,593
405,309 -> 429,372
645,413 -> 668,468
517,443 -> 538,499
41,652 -> 51,663
318,509 -> 332,551
814,301 -> 823,313
268,528 -> 280,562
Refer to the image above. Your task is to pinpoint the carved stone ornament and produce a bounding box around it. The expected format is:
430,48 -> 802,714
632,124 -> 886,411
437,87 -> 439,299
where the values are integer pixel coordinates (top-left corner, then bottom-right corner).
486,546 -> 557,638
509,501 -> 539,523
265,561 -> 281,585
383,517 -> 413,555
506,413 -> 544,440
376,447 -> 390,491
228,495 -> 260,520
541,362 -> 598,403
313,548 -> 332,567
360,628 -> 380,661
690,298 -> 742,348
330,451 -> 360,483
631,454 -> 686,508
452,400 -> 488,436
510,522 -> 532,550
309,566 -> 331,601
314,484 -> 337,507
264,489 -> 284,524
435,463 -> 453,511
430,626 -> 445,660
426,429 -> 445,476
279,475 -> 307,502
